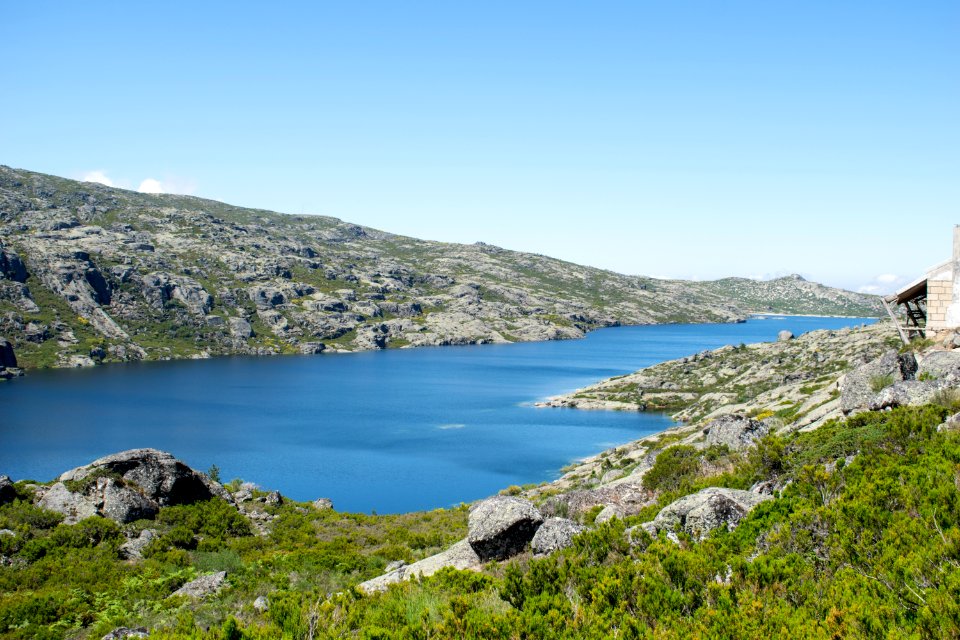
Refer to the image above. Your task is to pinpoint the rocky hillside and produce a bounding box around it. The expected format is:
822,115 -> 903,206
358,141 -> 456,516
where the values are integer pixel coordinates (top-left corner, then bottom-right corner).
0,166 -> 880,369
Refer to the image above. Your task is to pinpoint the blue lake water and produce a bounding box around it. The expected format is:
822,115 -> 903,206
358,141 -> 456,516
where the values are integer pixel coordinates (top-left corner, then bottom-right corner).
0,316 -> 875,513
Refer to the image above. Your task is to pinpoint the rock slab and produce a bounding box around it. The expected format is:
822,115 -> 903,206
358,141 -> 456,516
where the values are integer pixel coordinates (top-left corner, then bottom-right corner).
531,518 -> 586,556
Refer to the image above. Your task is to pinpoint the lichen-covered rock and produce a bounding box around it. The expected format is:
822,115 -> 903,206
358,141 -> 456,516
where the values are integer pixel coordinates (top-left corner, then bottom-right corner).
38,478 -> 158,525
840,350 -> 918,414
531,518 -> 586,556
867,380 -> 943,411
645,487 -> 772,541
171,571 -> 227,599
467,496 -> 544,561
357,539 -> 482,593
37,483 -> 99,524
701,414 -> 769,451
918,351 -> 960,384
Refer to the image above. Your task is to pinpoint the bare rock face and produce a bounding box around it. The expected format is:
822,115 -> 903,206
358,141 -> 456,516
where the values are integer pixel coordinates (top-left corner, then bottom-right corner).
701,414 -> 769,451
39,478 -> 157,525
531,518 -> 586,556
840,350 -> 918,415
467,496 -> 544,561
644,487 -> 772,541
0,244 -> 28,282
171,571 -> 227,599
357,539 -> 482,593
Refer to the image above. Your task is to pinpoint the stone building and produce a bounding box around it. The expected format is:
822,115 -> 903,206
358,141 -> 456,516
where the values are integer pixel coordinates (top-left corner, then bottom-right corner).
883,225 -> 960,343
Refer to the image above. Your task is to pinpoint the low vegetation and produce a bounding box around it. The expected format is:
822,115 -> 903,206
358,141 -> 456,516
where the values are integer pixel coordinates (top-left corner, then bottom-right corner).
3,402 -> 960,638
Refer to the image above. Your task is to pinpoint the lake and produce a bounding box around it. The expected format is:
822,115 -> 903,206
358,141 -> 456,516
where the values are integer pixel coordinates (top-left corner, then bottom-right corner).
0,316 -> 875,513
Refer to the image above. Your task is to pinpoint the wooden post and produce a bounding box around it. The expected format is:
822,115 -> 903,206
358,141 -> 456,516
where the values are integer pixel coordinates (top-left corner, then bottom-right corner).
882,297 -> 910,345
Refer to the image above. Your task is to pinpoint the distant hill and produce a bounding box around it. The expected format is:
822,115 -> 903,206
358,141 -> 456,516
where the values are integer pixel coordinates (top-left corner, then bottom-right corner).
0,166 -> 880,368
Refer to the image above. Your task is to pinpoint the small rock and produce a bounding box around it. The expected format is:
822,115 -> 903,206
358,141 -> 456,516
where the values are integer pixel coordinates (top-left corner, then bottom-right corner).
253,595 -> 269,613
531,518 -> 586,556
312,497 -> 333,510
0,529 -> 15,537
777,330 -> 794,342
171,571 -> 227,599
119,529 -> 158,560
263,490 -> 283,506
101,627 -> 149,639
357,539 -> 481,593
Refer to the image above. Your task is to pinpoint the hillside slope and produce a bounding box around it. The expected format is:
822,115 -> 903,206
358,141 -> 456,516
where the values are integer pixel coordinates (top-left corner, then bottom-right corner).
0,166 -> 880,368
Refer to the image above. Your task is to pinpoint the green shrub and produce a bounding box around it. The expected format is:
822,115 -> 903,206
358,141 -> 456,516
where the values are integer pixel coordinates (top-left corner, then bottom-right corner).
869,373 -> 894,392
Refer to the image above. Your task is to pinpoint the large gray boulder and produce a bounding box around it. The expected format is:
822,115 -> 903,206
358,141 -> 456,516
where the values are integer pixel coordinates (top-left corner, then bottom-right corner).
59,448 -> 231,507
644,487 -> 772,541
40,449 -> 232,524
467,496 -> 544,561
701,414 -> 769,451
357,539 -> 482,593
531,518 -> 586,556
840,350 -> 918,414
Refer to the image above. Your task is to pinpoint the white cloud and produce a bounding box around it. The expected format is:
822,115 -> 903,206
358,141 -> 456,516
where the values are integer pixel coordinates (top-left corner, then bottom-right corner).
81,170 -> 114,187
137,178 -> 164,194
858,273 -> 908,295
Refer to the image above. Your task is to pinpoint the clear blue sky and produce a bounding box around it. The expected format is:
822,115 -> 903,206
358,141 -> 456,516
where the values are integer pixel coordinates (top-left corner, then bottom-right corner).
2,1 -> 957,293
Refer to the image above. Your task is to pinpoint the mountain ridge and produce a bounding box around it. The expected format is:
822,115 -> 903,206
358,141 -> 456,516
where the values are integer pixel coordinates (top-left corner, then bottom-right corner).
0,165 -> 880,369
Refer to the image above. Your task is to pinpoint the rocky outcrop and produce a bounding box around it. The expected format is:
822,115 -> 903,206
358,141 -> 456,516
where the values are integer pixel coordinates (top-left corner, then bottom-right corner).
357,539 -> 482,593
840,349 -> 918,415
530,518 -> 586,555
643,487 -> 772,541
38,449 -> 232,524
701,414 -> 769,451
171,571 -> 228,599
467,496 -> 544,561
59,449 -> 231,506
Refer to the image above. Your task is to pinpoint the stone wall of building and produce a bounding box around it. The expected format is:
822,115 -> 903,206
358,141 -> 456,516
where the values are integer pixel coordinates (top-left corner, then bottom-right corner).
928,278 -> 952,332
